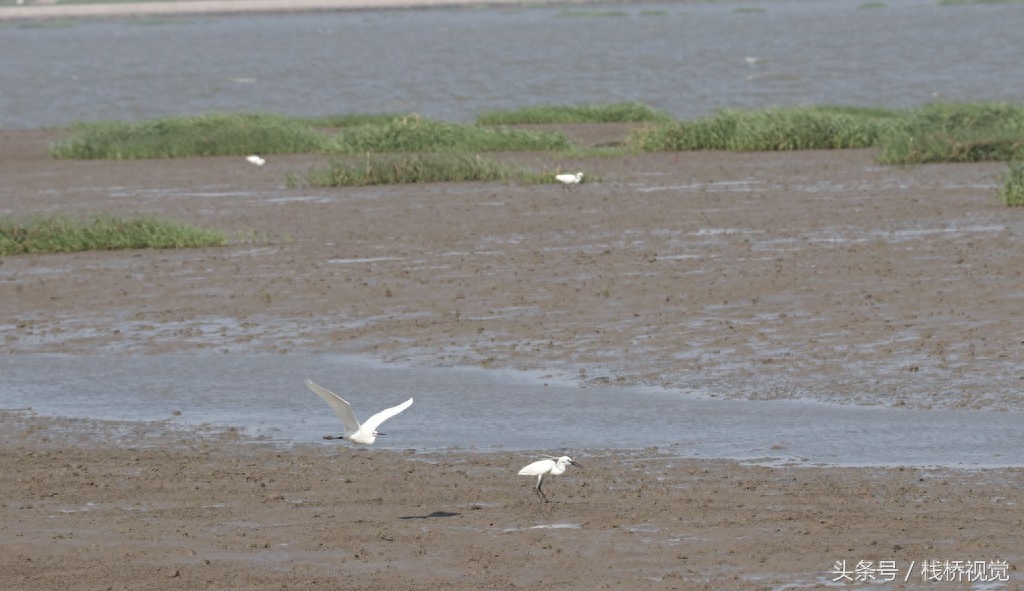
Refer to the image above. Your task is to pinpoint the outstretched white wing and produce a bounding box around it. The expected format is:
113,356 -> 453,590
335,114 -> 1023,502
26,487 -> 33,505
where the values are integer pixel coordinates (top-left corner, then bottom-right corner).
304,378 -> 361,434
360,397 -> 414,434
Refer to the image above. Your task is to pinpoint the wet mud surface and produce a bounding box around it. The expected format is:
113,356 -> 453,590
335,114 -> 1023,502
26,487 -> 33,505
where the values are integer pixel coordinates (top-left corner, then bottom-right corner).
2,126 -> 1023,588
2,411 -> 1023,590
2,127 -> 1022,409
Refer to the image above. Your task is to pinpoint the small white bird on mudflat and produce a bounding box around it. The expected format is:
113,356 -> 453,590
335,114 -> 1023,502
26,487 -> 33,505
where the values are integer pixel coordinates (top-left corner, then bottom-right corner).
518,455 -> 582,502
304,378 -> 413,445
246,154 -> 266,166
555,171 -> 583,190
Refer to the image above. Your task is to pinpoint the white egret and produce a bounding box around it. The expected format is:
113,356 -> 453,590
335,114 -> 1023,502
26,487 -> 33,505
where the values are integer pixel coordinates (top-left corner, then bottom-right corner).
304,378 -> 413,445
246,154 -> 266,166
555,171 -> 583,190
518,455 -> 582,502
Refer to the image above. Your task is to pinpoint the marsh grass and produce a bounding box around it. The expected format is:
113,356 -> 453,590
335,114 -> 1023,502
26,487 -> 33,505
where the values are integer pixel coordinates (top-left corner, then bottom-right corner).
629,105 -> 896,152
477,102 -> 672,125
0,214 -> 227,255
299,113 -> 418,128
302,153 -> 544,187
328,117 -> 572,153
875,103 -> 1024,164
50,113 -> 572,159
50,113 -> 328,159
629,103 -> 1024,165
998,161 -> 1024,206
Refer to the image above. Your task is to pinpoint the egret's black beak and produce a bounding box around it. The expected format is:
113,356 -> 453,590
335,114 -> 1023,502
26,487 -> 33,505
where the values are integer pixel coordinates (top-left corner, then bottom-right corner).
570,460 -> 583,469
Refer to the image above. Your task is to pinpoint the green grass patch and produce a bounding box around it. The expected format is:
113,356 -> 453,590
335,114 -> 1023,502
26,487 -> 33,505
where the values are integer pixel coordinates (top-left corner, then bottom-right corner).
48,103 -> 1024,169
998,161 -> 1024,206
298,113 -> 420,128
629,105 -> 898,152
50,113 -> 572,159
476,102 -> 672,125
628,103 -> 1024,165
299,152 -> 547,187
50,112 -> 329,160
0,214 -> 227,255
328,116 -> 572,153
875,102 -> 1024,164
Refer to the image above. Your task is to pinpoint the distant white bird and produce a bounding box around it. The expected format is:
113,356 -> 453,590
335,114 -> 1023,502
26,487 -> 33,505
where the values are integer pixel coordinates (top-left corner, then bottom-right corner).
304,378 -> 413,445
246,154 -> 266,166
555,171 -> 583,190
518,455 -> 582,502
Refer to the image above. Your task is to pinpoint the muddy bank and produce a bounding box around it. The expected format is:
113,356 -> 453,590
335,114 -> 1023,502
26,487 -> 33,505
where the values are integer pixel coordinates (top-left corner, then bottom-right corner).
2,125 -> 1024,588
2,411 -> 1022,590
1,128 -> 1021,410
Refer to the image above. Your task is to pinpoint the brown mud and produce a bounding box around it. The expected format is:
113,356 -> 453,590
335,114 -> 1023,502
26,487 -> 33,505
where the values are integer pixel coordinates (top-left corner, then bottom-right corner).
2,125 -> 1023,589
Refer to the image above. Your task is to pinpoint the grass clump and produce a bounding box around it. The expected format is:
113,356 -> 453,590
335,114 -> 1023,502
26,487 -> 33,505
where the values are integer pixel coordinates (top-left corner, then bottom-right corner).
629,105 -> 896,152
875,102 -> 1024,165
998,161 -> 1024,206
628,102 -> 1024,165
50,112 -> 328,160
298,113 -> 420,128
0,214 -> 227,255
328,116 -> 572,153
477,102 -> 671,125
48,112 -> 570,160
302,153 -> 541,187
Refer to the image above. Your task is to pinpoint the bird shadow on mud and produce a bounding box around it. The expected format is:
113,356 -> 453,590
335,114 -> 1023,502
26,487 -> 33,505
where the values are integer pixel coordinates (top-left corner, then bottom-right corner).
399,511 -> 462,520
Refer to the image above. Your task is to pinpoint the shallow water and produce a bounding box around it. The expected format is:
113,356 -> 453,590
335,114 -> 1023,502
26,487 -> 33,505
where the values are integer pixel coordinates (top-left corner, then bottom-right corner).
3,1 -> 1023,466
2,354 -> 1021,467
3,0 -> 1024,128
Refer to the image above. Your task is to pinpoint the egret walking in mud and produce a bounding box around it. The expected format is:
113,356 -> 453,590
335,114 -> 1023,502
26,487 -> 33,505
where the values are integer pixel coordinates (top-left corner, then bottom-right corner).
555,171 -> 583,190
304,378 -> 413,445
246,154 -> 266,166
519,455 -> 582,502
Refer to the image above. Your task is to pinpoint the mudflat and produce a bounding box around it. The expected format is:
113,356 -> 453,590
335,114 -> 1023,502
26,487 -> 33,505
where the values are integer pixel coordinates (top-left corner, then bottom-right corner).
2,126 -> 1023,589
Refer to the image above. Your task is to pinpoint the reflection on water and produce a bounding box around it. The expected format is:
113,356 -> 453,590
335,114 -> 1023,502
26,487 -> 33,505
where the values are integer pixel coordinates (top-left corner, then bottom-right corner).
2,354 -> 1021,467
2,0 -> 1024,128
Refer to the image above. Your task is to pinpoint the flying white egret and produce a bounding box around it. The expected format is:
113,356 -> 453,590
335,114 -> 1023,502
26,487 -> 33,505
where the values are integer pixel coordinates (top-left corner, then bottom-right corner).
246,154 -> 266,166
555,171 -> 583,190
518,455 -> 582,502
304,378 -> 413,445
